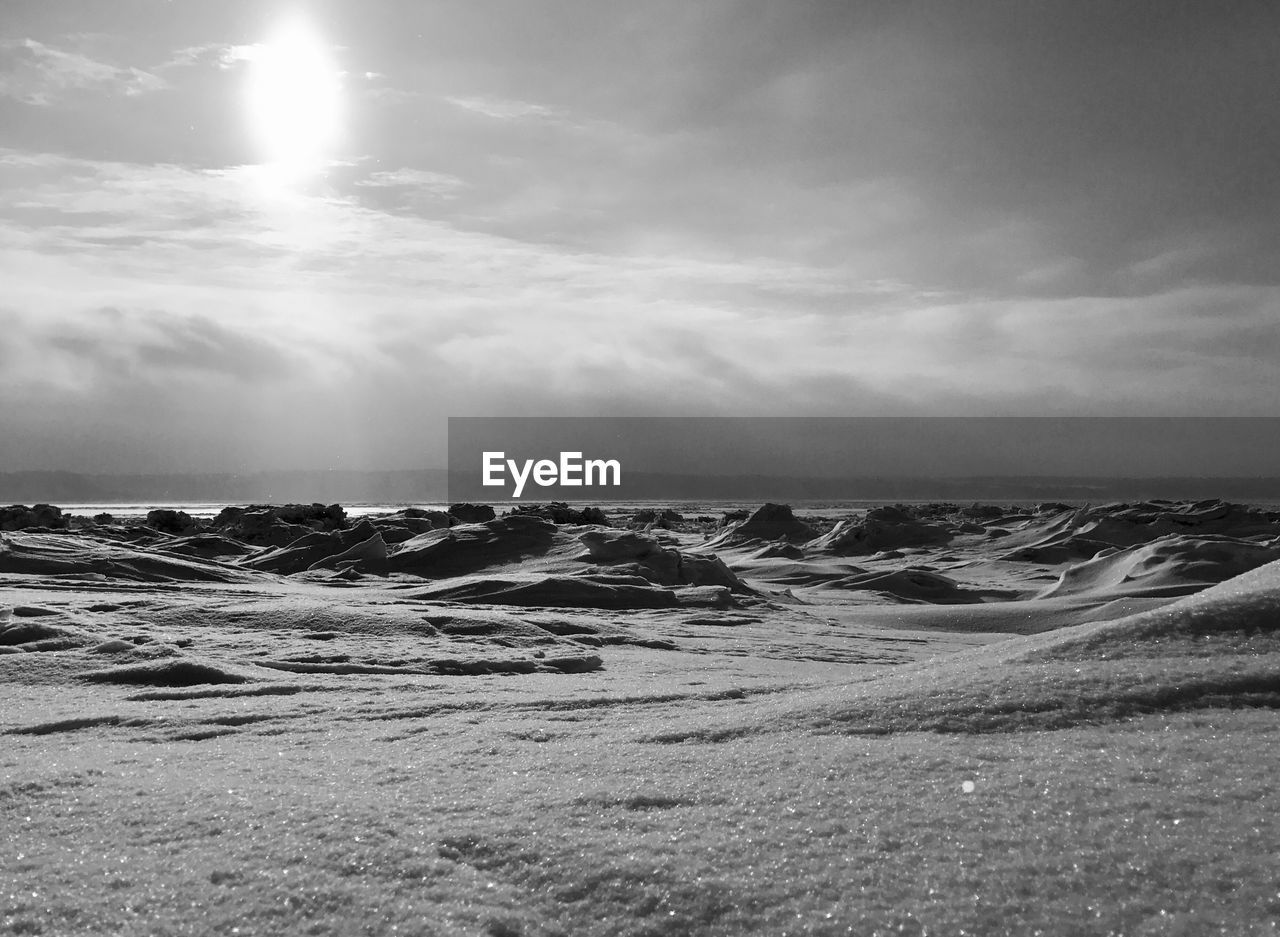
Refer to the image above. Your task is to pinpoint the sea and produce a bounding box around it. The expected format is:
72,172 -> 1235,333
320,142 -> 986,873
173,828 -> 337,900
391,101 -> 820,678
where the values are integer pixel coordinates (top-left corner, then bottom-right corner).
48,497 -> 1246,522
57,502 -> 452,519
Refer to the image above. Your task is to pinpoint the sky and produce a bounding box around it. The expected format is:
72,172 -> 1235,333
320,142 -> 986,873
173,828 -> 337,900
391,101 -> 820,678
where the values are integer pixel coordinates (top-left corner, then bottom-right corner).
1,0 -> 1278,473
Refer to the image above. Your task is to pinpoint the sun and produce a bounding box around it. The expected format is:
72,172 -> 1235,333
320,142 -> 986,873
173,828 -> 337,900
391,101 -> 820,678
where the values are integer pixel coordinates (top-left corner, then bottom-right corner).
245,13 -> 342,178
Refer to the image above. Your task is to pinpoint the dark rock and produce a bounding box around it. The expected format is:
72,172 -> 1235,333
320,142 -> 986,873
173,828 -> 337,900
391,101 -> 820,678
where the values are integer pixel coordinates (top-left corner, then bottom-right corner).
508,502 -> 610,526
958,503 -> 1007,520
579,506 -> 608,525
145,509 -> 198,535
1001,500 -> 1280,562
387,515 -> 566,578
576,529 -> 753,593
275,503 -> 347,528
370,514 -> 448,536
226,512 -> 311,547
372,527 -> 418,545
210,503 -> 347,546
306,531 -> 388,572
808,505 -> 952,555
0,531 -> 260,583
211,505 -> 247,527
705,504 -> 816,547
1,504 -> 68,531
242,520 -> 381,574
448,503 -> 497,524
212,503 -> 346,530
629,508 -> 685,530
370,509 -> 452,535
676,553 -> 747,591
578,529 -> 665,563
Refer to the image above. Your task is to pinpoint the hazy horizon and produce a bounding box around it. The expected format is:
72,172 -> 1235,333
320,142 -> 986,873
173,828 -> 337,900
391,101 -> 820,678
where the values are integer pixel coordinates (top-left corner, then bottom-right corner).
6,463 -> 1280,509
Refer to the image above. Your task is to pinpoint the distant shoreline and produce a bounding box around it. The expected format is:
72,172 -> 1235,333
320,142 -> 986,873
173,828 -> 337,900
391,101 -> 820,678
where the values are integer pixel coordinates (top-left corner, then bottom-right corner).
11,496 -> 1280,522
3,469 -> 1279,507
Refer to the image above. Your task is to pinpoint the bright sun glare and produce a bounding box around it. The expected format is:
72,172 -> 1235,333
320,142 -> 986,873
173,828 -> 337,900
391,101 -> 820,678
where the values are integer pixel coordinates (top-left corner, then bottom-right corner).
245,14 -> 342,179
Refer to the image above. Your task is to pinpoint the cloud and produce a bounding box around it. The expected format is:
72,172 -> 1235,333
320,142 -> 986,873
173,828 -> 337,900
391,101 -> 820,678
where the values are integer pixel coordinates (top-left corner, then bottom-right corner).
447,95 -> 563,122
3,145 -> 1277,442
0,303 -> 301,393
349,1 -> 1277,299
0,38 -> 165,104
56,308 -> 296,381
354,167 -> 467,198
160,41 -> 261,72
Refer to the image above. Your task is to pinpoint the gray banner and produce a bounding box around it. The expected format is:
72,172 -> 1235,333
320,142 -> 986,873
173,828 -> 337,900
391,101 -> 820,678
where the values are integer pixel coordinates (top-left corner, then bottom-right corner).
447,417 -> 1280,503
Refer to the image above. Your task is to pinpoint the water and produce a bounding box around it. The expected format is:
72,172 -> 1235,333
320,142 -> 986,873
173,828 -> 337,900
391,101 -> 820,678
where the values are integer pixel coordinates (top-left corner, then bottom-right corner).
56,502 -> 451,519
44,497 -> 1280,521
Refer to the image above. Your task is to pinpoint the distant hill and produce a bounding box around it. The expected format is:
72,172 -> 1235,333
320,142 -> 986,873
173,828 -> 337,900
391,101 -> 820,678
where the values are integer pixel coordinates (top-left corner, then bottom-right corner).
0,470 -> 451,505
609,474 -> 1280,503
1,469 -> 1278,506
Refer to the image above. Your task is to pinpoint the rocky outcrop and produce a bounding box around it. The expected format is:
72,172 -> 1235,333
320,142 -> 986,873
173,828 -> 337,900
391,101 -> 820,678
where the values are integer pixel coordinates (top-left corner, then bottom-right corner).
209,503 -> 348,547
307,531 -> 389,572
628,508 -> 684,530
676,552 -> 747,591
242,520 -> 382,574
508,502 -> 609,526
163,533 -> 257,559
386,515 -> 567,578
0,531 -> 260,583
1039,534 -> 1280,599
704,504 -> 816,547
807,505 -> 951,555
145,509 -> 198,535
368,509 -> 452,537
1,504 -> 68,531
577,529 -> 665,564
448,503 -> 496,524
1002,500 -> 1280,563
576,529 -> 752,593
